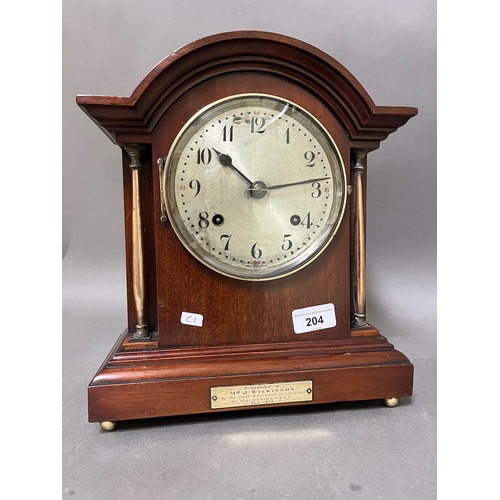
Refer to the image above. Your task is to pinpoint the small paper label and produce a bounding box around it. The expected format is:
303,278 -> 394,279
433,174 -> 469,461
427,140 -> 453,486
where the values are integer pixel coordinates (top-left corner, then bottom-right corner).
180,311 -> 203,327
292,303 -> 336,334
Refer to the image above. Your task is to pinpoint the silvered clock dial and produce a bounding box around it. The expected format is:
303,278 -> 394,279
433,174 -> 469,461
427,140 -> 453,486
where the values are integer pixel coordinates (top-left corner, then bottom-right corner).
163,94 -> 346,280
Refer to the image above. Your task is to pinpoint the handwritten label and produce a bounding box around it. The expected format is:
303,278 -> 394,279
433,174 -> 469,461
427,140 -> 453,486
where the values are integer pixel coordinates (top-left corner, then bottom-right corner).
180,311 -> 203,327
292,303 -> 336,334
211,381 -> 313,409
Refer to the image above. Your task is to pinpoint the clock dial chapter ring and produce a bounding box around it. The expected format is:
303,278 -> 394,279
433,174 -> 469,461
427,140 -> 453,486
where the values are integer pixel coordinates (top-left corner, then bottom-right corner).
164,94 -> 347,281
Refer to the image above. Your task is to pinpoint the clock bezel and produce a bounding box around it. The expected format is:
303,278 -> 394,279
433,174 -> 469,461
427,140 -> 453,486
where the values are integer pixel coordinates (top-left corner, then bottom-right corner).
163,92 -> 348,282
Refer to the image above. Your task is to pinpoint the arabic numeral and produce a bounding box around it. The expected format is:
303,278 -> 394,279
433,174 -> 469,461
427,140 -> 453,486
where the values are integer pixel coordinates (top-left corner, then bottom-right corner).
220,234 -> 232,251
251,117 -> 266,134
189,179 -> 201,197
306,315 -> 324,327
222,125 -> 233,142
304,151 -> 316,167
197,148 -> 212,165
251,242 -> 262,259
282,234 -> 293,251
300,212 -> 313,229
198,211 -> 210,228
311,182 -> 321,198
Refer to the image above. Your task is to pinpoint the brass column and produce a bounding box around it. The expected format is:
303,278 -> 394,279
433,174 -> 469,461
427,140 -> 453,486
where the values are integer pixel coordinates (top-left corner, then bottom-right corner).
124,144 -> 149,339
351,150 -> 369,329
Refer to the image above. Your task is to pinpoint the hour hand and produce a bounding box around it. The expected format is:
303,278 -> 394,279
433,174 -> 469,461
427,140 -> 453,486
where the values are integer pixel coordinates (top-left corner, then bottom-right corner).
212,148 -> 253,186
212,148 -> 232,167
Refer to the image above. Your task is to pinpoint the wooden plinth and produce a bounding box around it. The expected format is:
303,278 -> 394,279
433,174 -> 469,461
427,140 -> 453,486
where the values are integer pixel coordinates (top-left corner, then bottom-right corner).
88,330 -> 413,423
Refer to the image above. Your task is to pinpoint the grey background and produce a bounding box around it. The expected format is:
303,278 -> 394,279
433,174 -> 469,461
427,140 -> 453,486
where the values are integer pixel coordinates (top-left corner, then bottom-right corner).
63,1 -> 436,498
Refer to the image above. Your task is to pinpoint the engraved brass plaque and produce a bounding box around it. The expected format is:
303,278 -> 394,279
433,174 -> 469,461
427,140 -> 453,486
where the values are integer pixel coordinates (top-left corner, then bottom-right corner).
210,381 -> 313,409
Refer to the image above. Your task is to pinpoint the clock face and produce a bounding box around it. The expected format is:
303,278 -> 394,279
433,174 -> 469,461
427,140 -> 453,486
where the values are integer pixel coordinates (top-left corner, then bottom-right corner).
164,94 -> 346,281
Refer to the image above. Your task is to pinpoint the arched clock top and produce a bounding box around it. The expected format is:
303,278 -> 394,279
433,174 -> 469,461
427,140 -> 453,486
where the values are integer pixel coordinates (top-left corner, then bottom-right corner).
76,31 -> 417,147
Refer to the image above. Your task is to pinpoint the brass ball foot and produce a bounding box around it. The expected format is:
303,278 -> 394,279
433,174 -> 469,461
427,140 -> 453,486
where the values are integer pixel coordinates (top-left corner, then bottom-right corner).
100,421 -> 119,431
383,397 -> 399,407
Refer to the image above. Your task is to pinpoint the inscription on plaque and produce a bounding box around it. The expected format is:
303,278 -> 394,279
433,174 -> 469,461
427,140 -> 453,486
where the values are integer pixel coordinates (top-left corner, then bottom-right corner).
210,381 -> 313,409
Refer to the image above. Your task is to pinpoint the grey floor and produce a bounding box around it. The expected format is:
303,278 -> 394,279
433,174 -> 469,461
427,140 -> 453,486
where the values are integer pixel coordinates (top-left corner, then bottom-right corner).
62,301 -> 436,499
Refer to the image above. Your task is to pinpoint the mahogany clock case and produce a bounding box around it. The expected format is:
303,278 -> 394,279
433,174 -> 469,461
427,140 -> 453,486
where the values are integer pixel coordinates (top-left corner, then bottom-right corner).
154,74 -> 352,348
76,31 -> 417,425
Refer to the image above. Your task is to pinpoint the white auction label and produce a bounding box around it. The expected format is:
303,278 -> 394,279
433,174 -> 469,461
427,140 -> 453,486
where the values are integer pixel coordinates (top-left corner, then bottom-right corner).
180,311 -> 204,327
292,303 -> 336,334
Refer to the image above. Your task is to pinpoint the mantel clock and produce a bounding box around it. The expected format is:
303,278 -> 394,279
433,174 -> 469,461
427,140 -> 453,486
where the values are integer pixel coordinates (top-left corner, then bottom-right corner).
77,31 -> 417,430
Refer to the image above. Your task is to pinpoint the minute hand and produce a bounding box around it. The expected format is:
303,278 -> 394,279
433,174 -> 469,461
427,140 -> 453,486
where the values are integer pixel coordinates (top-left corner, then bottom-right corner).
260,177 -> 331,191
